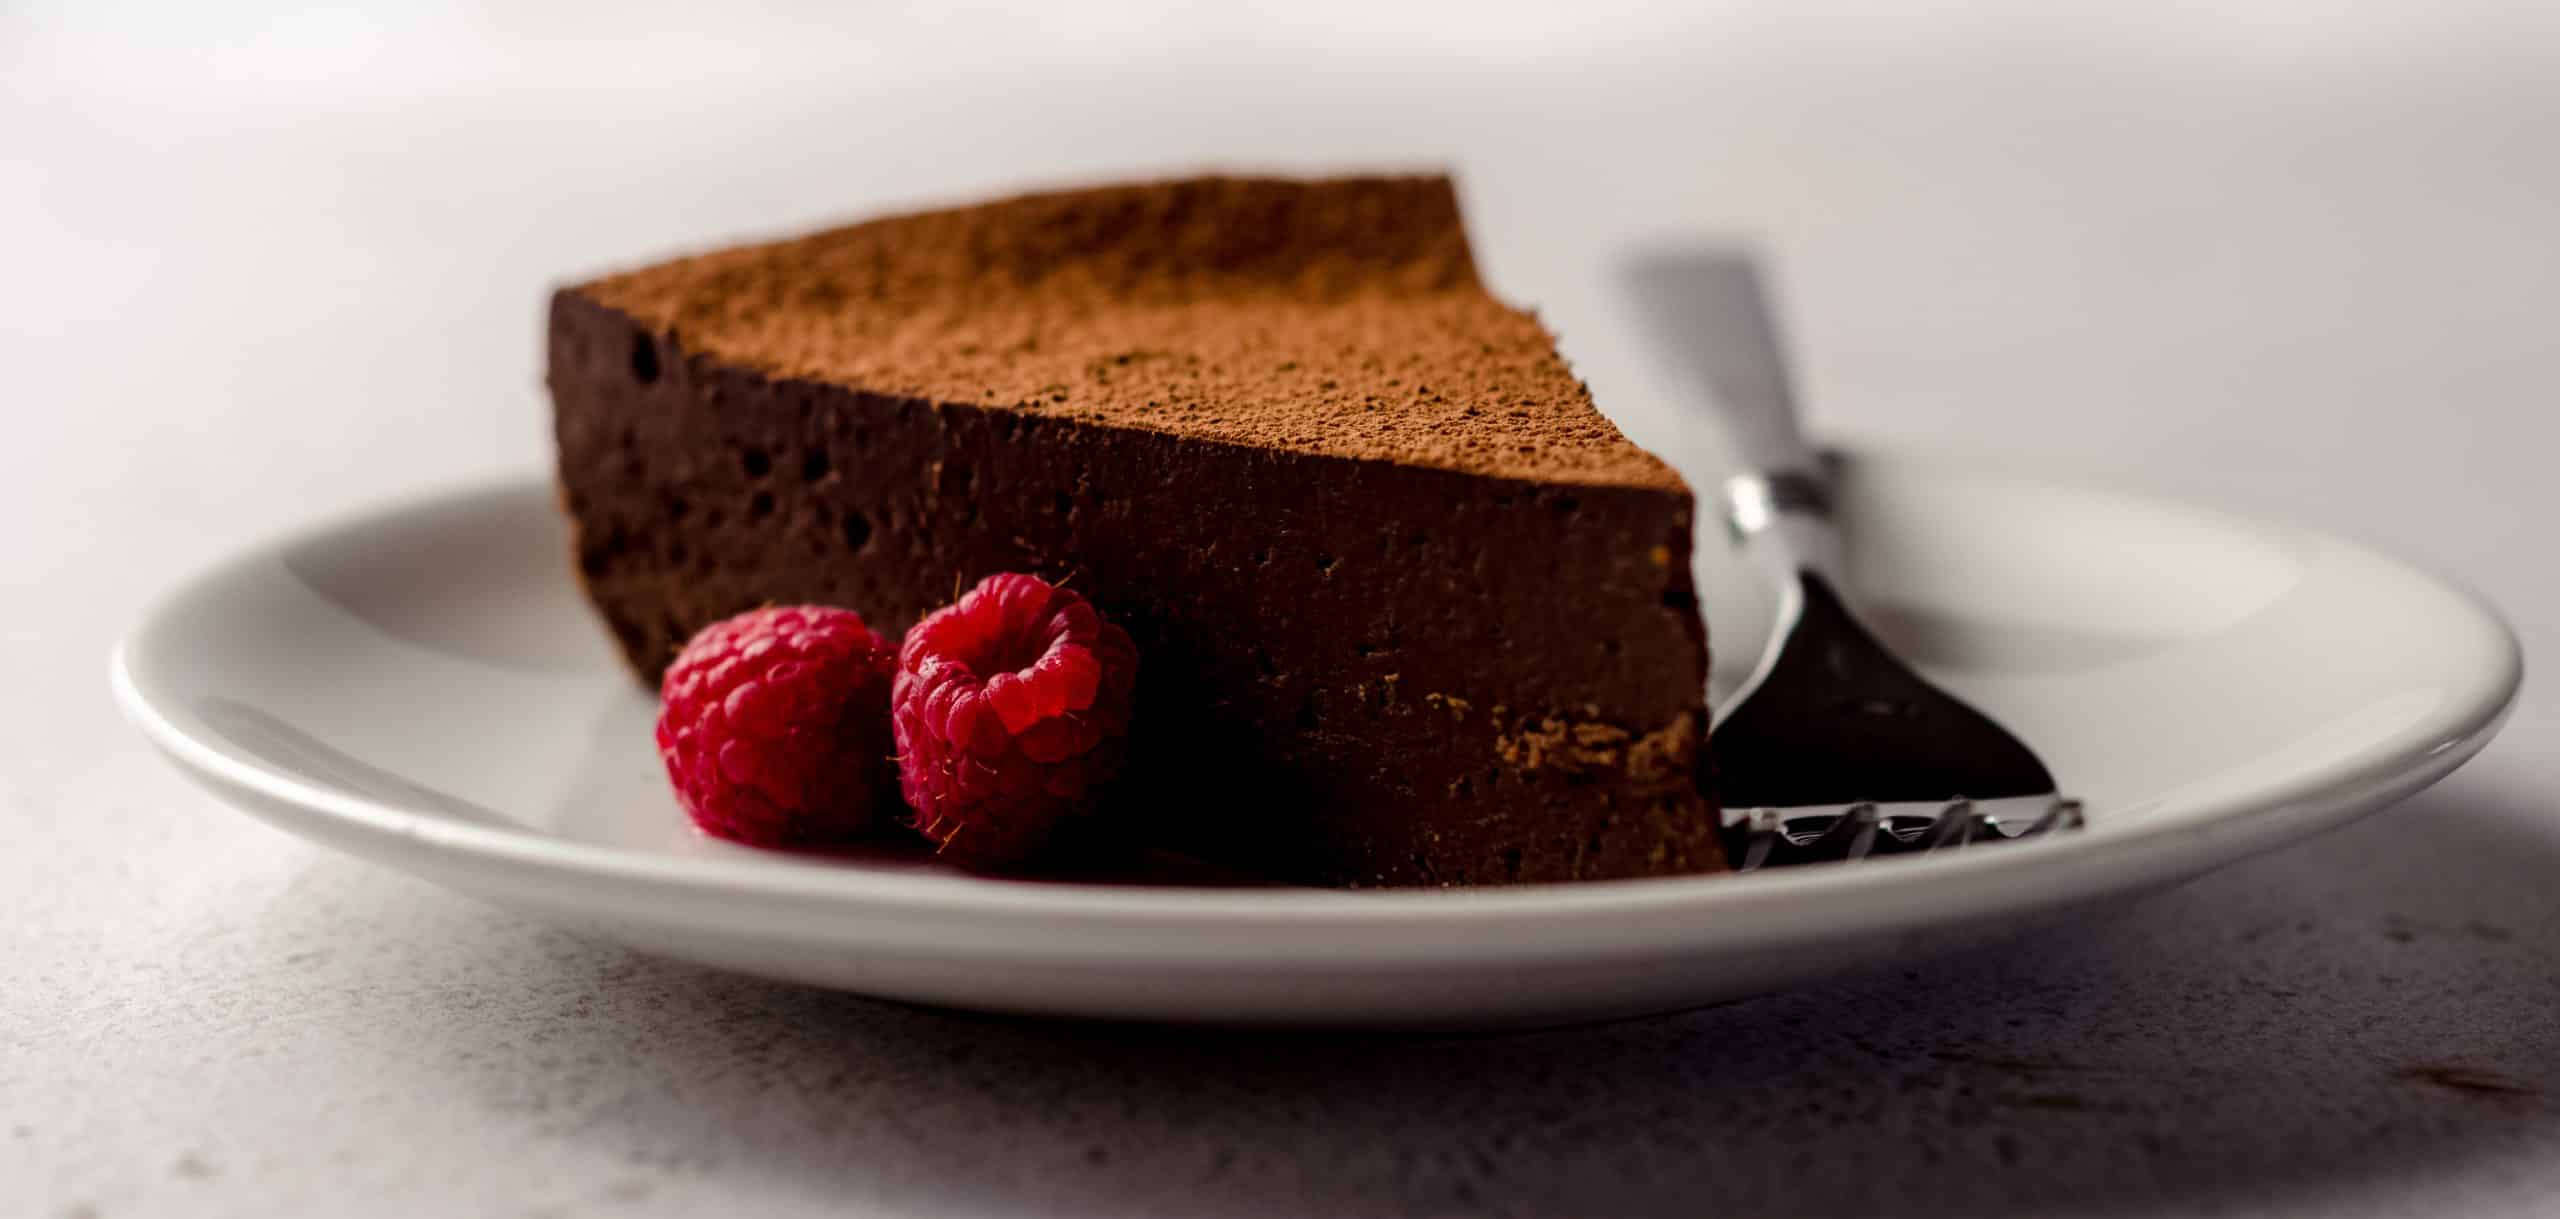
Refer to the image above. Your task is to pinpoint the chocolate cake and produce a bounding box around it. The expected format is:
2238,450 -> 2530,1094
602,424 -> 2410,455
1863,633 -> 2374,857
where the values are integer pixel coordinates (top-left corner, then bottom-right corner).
549,174 -> 1723,885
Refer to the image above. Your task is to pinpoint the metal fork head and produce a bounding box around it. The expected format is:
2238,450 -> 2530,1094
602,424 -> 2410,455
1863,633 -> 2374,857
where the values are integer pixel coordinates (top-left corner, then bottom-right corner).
1713,572 -> 2060,805
1707,569 -> 2083,869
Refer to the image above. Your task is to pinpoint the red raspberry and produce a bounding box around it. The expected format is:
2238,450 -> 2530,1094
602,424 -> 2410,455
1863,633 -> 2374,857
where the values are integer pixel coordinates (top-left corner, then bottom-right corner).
893,573 -> 1139,867
655,606 -> 899,848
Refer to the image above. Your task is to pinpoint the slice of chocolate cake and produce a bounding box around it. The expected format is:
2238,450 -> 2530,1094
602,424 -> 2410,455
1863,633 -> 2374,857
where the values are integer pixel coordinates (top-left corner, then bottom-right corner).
550,174 -> 1723,885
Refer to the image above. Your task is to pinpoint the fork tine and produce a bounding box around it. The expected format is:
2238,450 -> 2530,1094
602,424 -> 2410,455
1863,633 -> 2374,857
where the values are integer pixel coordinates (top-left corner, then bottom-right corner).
1919,798 -> 1978,851
1798,802 -> 1880,861
1736,808 -> 1781,871
2021,798 -> 2084,838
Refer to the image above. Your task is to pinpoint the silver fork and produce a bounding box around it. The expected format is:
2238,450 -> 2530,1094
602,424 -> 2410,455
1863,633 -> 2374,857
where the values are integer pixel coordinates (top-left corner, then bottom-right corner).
1621,250 -> 2083,870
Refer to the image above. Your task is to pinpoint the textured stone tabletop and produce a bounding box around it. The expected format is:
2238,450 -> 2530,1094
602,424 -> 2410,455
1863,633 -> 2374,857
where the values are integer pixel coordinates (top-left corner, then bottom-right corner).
6,6 -> 2556,1216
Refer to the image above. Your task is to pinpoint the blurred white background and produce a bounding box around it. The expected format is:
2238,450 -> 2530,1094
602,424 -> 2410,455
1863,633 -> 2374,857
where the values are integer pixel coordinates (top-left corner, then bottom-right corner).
10,2 -> 2557,513
6,4 -> 2558,1216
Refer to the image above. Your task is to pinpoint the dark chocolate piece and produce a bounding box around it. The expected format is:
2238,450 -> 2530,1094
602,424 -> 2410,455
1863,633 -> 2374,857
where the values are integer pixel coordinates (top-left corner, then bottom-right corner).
550,174 -> 1722,886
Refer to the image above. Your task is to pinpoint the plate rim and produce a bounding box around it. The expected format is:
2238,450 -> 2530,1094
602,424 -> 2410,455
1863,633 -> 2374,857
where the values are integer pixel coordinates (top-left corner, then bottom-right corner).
108,448 -> 2525,957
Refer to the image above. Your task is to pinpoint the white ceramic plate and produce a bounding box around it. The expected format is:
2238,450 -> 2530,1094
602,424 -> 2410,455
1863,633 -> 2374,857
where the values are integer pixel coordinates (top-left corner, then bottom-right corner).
112,449 -> 2519,1028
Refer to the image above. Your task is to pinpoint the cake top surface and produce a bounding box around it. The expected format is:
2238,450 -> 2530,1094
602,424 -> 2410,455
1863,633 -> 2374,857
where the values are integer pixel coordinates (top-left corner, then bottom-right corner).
577,174 -> 1683,492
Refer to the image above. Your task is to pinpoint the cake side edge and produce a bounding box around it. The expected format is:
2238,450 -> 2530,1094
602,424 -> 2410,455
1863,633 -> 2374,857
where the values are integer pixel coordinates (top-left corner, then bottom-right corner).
548,288 -> 1725,884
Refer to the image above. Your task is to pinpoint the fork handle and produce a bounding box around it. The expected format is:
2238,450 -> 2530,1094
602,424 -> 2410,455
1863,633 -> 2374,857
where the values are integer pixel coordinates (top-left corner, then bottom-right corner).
1619,249 -> 1841,578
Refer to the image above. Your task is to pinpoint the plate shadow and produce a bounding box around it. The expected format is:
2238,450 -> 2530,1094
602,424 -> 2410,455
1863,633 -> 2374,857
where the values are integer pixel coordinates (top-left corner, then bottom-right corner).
298,773 -> 2559,1218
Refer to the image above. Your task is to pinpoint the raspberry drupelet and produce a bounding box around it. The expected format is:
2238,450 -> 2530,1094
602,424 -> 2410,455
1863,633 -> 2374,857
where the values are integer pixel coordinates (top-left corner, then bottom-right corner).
655,606 -> 900,848
893,573 -> 1140,867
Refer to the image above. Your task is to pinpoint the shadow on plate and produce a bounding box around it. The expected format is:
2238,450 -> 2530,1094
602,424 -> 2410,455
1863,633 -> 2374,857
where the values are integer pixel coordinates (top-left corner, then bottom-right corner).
196,697 -> 524,831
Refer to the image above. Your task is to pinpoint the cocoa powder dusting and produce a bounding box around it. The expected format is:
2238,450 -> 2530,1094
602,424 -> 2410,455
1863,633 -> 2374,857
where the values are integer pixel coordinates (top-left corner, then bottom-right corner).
574,174 -> 1683,491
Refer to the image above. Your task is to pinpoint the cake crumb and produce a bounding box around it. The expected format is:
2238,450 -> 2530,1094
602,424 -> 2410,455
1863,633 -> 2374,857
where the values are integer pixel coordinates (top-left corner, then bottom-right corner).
1498,711 -> 1698,782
